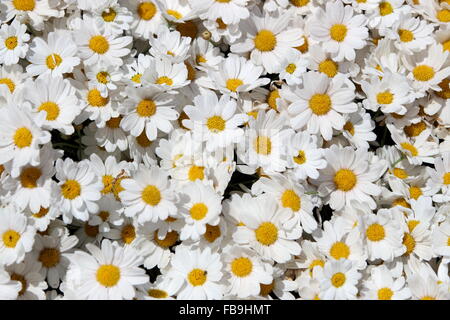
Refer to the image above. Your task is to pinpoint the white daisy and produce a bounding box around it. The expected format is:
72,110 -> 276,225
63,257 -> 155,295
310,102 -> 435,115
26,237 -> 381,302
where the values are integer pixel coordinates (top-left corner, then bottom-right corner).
0,18 -> 29,66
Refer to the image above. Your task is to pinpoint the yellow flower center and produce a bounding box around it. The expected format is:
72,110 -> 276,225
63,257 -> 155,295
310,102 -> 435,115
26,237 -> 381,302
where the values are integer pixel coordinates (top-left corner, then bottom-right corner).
39,248 -> 60,268
0,78 -> 15,92
309,259 -> 325,271
334,169 -> 357,191
318,59 -> 338,78
231,257 -> 253,277
131,73 -> 142,84
400,142 -> 418,156
190,203 -> 208,220
376,91 -> 393,104
290,0 -> 309,7
38,101 -> 60,121
255,222 -> 278,246
106,116 -> 122,129
121,224 -> 136,244
32,207 -> 49,218
196,55 -> 207,64
330,241 -> 350,260
84,223 -> 99,237
204,224 -> 221,243
404,121 -> 426,137
148,289 -> 168,298
102,8 -> 116,22
281,189 -> 301,212
46,54 -> 63,71
12,0 -> 35,11
5,36 -> 18,50
136,99 -> 157,117
392,197 -> 411,208
437,9 -> 450,22
176,21 -> 198,38
188,165 -> 205,181
443,172 -> 450,185
409,186 -> 422,200
267,90 -> 280,111
188,269 -> 207,286
295,36 -> 309,53
331,272 -> 346,288
11,273 -> 27,296
155,76 -> 173,86
20,167 -> 41,188
87,89 -> 109,107
166,9 -> 183,19
138,2 -> 157,20
402,232 -> 416,255
413,65 -> 435,82
61,180 -> 81,200
260,281 -> 275,296
377,287 -> 393,300
421,296 -> 436,300
99,211 -> 109,221
206,115 -> 226,132
309,93 -> 332,115
185,61 -> 196,81
366,223 -> 385,242
89,35 -> 109,54
254,29 -> 277,52
226,78 -> 243,92
216,0 -> 231,2
285,63 -> 297,74
154,230 -> 179,248
253,136 -> 272,155
407,220 -> 420,232
442,39 -> 450,52
330,24 -> 347,42
141,185 -> 161,206
393,167 -> 408,179
96,71 -> 109,84
398,29 -> 414,42
13,127 -> 33,148
435,78 -> 450,99
379,2 -> 393,16
343,121 -> 355,136
96,265 -> 121,287
136,131 -> 152,147
3,230 -> 21,248
293,150 -> 306,164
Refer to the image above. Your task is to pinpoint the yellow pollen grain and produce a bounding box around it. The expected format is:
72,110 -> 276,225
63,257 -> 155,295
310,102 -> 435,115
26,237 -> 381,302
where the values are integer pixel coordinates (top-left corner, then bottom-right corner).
20,167 -> 41,188
413,65 -> 435,82
293,150 -> 306,164
281,189 -> 301,212
141,185 -> 161,206
398,29 -> 414,42
309,94 -> 332,115
12,0 -> 35,11
376,91 -> 394,104
61,180 -> 81,200
231,257 -> 253,277
102,8 -> 117,22
138,2 -> 157,20
379,2 -> 393,16
96,265 -> 120,287
13,127 -> 33,148
318,59 -> 338,78
366,223 -> 385,242
190,203 -> 208,220
226,78 -> 243,92
330,241 -> 350,260
378,287 -> 394,300
136,99 -> 157,117
188,268 -> 207,286
331,272 -> 346,288
334,169 -> 357,191
89,35 -> 109,54
87,89 -> 109,107
329,24 -> 347,42
188,165 -> 205,181
254,29 -> 277,52
3,230 -> 21,248
38,101 -> 60,121
5,36 -> 18,50
253,136 -> 272,155
255,222 -> 278,246
206,115 -> 226,132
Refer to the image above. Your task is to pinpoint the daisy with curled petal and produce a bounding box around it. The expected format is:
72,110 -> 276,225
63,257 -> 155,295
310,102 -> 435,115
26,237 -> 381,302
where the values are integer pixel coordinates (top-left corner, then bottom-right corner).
233,194 -> 302,264
25,204 -> 60,232
341,106 -> 377,150
0,268 -> 20,300
120,165 -> 178,224
182,90 -> 247,151
361,72 -> 413,115
136,274 -> 177,300
6,257 -> 47,300
402,42 -> 450,93
223,245 -> 273,299
360,209 -> 406,262
190,38 -> 223,72
123,0 -> 166,39
251,172 -> 317,234
230,8 -> 304,73
67,239 -> 149,300
0,207 -> 36,266
308,1 -> 368,62
318,259 -> 361,300
141,58 -> 190,91
285,131 -> 327,180
54,158 -> 102,223
208,54 -> 270,97
314,145 -> 386,211
127,132 -> 159,164
283,72 -> 357,141
26,31 -> 80,77
193,0 -> 249,25
166,245 -> 224,300
156,0 -> 198,24
360,265 -> 411,300
74,15 -> 132,67
179,181 -> 221,241
121,53 -> 152,87
32,233 -> 78,289
149,26 -> 191,63
89,0 -> 133,36
26,74 -> 81,135
0,18 -> 29,66
120,86 -> 178,140
0,106 -> 51,176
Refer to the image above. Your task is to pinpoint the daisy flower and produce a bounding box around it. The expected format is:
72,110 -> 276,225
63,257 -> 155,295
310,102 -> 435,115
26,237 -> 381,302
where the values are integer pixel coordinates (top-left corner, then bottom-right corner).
85,63 -> 123,97
427,152 -> 450,202
5,257 -> 47,300
166,245 -> 224,300
0,268 -> 21,300
230,8 -> 304,73
67,239 -> 149,300
193,0 -> 250,25
432,220 -> 450,259
233,194 -> 302,264
341,107 -> 377,150
361,265 -> 411,300
156,0 -> 198,24
283,72 -> 357,141
182,90 -> 247,151
190,38 -> 223,72
308,1 -> 368,61
149,26 -> 191,63
120,86 -> 178,140
54,158 -> 102,223
136,274 -> 177,300
367,0 -> 411,29
318,259 -> 361,300
179,181 -> 222,241
123,0 -> 166,39
0,18 -> 29,66
141,58 -> 190,91
89,0 -> 133,35
278,51 -> 308,85
0,207 -> 36,266
121,53 -> 152,87
314,145 -> 386,211
120,165 -> 178,224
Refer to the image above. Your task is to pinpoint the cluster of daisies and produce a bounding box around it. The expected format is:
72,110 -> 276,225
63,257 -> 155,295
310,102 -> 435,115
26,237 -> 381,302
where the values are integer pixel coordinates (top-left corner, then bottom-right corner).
0,0 -> 449,301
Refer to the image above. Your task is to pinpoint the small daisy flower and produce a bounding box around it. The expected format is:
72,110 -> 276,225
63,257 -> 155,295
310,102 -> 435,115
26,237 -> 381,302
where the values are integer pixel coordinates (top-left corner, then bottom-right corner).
367,0 -> 411,29
319,259 -> 361,300
193,0 -> 250,25
427,152 -> 450,202
85,63 -> 123,97
6,257 -> 47,300
141,58 -> 190,91
89,0 -> 133,35
341,107 -> 377,150
0,268 -> 21,300
0,18 -> 29,66
124,0 -> 166,39
149,26 -> 191,63
361,265 -> 411,300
